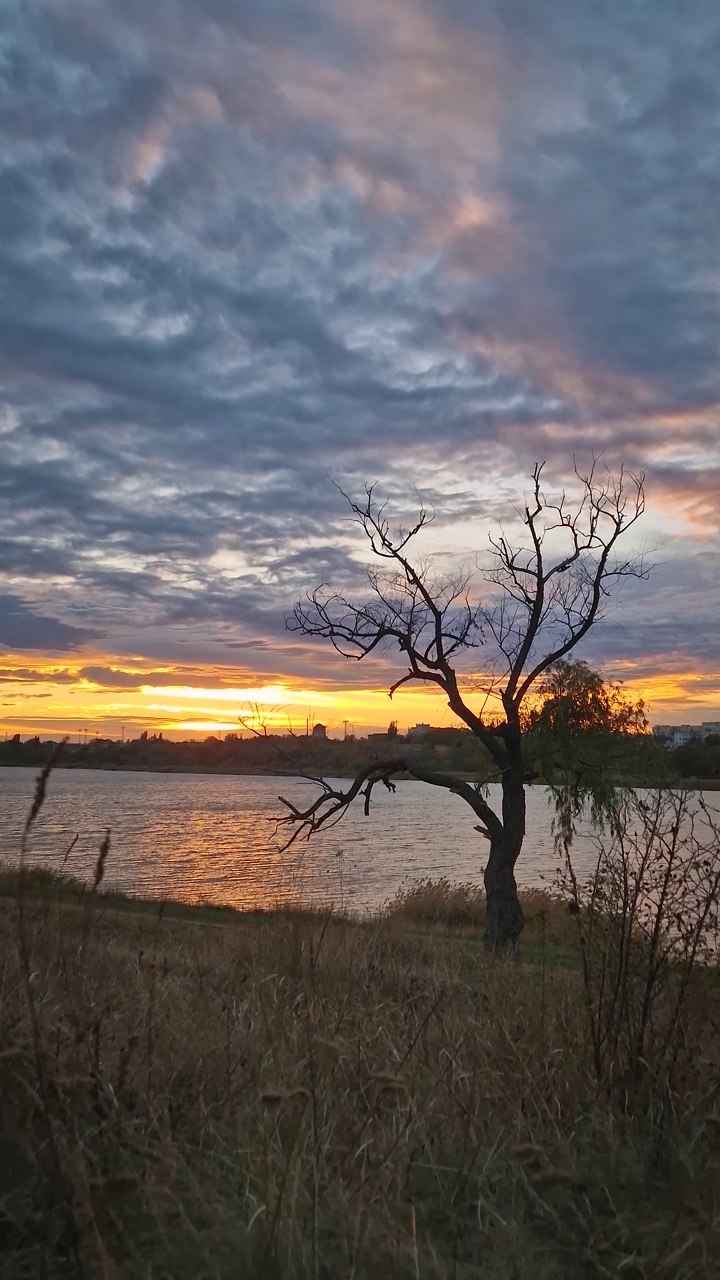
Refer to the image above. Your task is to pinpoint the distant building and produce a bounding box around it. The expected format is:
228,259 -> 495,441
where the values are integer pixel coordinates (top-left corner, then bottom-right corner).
653,722 -> 720,749
312,723 -> 327,740
407,723 -> 431,741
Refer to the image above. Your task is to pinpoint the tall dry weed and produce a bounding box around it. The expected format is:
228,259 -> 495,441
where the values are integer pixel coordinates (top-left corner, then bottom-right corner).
560,789 -> 720,1134
382,876 -> 577,946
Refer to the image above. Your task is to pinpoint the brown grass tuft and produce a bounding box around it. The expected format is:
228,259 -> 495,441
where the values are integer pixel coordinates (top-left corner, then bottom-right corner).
382,876 -> 578,946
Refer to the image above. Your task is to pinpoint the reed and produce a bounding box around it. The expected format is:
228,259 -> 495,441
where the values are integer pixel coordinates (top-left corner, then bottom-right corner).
382,876 -> 579,946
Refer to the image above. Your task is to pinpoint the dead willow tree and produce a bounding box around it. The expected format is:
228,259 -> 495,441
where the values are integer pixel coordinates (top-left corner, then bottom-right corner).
283,461 -> 647,953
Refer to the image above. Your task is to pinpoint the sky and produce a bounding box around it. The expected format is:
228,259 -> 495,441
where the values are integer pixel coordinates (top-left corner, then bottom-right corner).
1,0 -> 719,739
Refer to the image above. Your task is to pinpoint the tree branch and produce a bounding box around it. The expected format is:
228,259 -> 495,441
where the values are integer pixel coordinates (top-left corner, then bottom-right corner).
276,757 -> 504,850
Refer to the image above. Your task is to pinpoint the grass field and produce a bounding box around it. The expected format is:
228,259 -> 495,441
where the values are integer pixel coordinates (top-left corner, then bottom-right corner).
2,866 -> 720,1278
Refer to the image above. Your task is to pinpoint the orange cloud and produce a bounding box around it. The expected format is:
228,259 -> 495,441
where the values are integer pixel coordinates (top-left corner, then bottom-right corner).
2,647 -> 718,740
122,84 -> 224,188
650,469 -> 720,533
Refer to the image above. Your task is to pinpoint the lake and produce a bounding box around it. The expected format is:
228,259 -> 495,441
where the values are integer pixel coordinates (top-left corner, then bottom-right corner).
0,766 -> 627,914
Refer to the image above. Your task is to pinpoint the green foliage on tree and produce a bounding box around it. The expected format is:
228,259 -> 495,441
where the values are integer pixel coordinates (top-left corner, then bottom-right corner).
521,658 -> 666,848
526,659 -> 648,737
673,740 -> 720,780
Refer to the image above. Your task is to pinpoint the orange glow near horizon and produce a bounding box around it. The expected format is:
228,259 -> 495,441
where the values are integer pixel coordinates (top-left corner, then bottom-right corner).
618,670 -> 720,715
0,651 -> 719,740
141,684 -> 338,705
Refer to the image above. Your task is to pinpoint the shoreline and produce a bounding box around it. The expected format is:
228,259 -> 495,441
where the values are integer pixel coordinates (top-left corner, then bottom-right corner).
0,864 -> 577,960
1,759 -> 718,789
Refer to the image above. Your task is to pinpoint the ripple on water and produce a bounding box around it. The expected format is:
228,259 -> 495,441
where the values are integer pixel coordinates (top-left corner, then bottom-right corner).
0,766 -> 614,913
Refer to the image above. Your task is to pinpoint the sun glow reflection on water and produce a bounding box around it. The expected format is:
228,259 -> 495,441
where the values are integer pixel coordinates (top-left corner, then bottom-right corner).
0,767 -> 609,914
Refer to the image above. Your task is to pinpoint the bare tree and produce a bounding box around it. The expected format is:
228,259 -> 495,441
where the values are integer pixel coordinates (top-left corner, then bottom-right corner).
282,461 -> 647,952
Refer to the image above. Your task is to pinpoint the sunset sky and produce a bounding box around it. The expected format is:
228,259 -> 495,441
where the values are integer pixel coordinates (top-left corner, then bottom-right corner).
1,0 -> 719,740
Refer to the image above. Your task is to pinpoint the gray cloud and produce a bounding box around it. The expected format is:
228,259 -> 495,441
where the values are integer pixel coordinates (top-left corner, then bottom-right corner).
0,594 -> 103,652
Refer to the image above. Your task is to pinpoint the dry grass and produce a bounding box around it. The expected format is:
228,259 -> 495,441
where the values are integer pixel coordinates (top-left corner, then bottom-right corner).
383,877 -> 579,948
2,881 -> 720,1278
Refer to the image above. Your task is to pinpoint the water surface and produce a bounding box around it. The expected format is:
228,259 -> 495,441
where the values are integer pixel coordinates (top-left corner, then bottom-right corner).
0,766 -> 607,913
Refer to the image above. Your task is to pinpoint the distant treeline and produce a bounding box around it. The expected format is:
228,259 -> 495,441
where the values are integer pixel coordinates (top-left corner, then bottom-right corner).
668,736 -> 720,780
0,726 -> 485,777
0,724 -> 697,782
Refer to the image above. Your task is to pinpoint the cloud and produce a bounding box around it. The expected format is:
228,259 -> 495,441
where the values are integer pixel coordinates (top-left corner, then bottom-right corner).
0,666 -> 76,683
0,0 -> 718,721
0,594 -> 102,652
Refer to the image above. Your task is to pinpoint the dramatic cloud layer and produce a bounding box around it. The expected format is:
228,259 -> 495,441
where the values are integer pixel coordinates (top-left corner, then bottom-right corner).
1,0 -> 719,732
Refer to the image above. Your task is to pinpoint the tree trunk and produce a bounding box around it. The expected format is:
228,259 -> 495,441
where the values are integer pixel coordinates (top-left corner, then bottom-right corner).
483,749 -> 526,953
483,838 -> 524,953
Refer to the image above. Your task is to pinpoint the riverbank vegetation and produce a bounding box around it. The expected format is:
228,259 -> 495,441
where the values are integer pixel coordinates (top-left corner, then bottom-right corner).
3,794 -> 720,1277
0,717 -> 671,784
2,725 -> 714,792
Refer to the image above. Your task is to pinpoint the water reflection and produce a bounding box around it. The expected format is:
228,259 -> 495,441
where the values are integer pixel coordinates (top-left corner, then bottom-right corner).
1,767 -> 608,913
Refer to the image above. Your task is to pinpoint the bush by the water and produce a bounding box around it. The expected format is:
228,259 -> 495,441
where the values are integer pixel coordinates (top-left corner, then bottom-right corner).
383,875 -> 487,926
383,876 -> 579,946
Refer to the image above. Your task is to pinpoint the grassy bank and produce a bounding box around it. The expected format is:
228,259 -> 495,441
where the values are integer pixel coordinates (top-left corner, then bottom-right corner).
2,869 -> 720,1277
